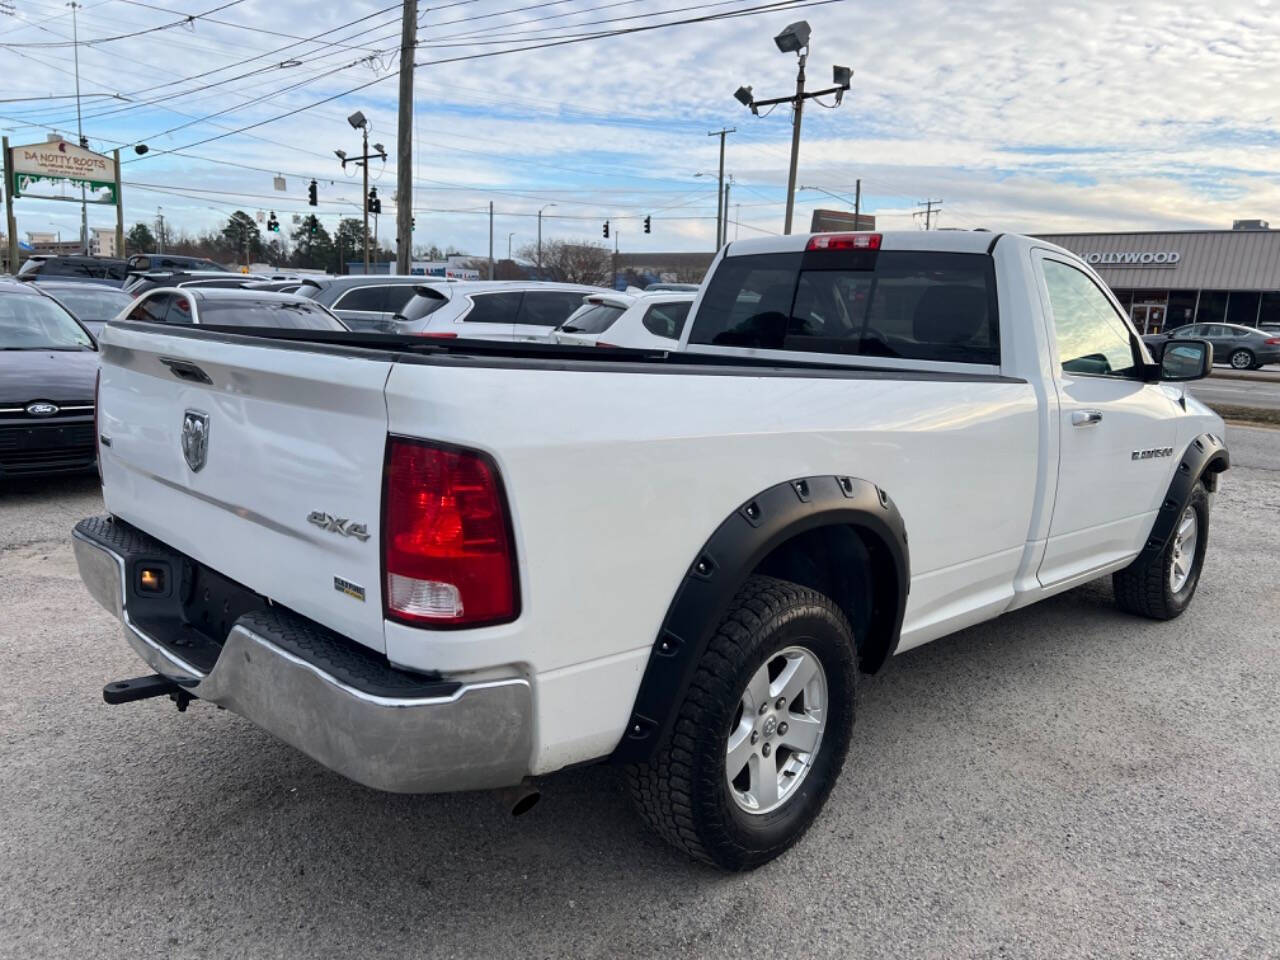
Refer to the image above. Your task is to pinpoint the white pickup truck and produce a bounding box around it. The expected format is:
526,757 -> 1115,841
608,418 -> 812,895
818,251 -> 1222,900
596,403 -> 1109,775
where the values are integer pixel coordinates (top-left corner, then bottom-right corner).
75,230 -> 1228,870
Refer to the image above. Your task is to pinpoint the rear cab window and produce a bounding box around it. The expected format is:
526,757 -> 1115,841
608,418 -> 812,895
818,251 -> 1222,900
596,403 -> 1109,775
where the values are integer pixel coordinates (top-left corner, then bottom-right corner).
689,249 -> 999,366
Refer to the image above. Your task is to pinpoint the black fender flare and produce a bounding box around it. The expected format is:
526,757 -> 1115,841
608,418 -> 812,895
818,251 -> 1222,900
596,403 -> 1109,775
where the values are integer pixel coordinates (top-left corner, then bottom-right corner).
1135,431 -> 1229,565
610,475 -> 909,764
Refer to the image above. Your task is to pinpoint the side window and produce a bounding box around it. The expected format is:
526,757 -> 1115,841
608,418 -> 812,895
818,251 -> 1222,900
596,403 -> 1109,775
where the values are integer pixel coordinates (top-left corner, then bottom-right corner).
332,286 -> 387,313
1042,259 -> 1139,378
642,301 -> 692,340
127,293 -> 172,323
517,291 -> 588,326
165,294 -> 195,325
132,257 -> 151,271
384,286 -> 418,313
464,292 -> 523,324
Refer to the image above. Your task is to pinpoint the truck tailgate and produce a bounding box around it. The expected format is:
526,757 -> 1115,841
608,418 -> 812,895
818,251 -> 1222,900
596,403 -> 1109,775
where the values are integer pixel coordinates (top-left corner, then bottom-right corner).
97,324 -> 393,652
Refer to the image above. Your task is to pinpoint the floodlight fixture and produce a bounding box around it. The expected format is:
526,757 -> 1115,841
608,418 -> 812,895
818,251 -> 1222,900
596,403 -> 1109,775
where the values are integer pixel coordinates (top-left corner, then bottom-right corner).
347,110 -> 367,130
733,85 -> 754,107
334,149 -> 347,160
833,64 -> 853,88
773,20 -> 810,54
373,142 -> 385,155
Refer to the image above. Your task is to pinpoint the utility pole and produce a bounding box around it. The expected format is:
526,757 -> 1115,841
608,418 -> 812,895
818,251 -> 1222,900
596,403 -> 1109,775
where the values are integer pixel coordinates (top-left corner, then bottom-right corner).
155,208 -> 165,252
395,0 -> 416,276
854,178 -> 861,222
723,175 -> 734,239
68,1 -> 88,255
488,200 -> 494,280
708,127 -> 735,249
537,203 -> 555,277
733,22 -> 852,235
112,148 -> 123,258
507,231 -> 515,260
914,198 -> 943,230
3,137 -> 18,274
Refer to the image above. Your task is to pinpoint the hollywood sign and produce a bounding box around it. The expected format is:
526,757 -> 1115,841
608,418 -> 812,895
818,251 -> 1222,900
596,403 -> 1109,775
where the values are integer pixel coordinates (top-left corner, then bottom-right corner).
1085,251 -> 1181,267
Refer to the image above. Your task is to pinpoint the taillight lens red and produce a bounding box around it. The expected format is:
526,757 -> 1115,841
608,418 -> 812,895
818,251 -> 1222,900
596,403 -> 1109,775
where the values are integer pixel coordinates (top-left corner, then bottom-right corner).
1265,337 -> 1280,345
382,438 -> 518,627
806,233 -> 881,251
416,331 -> 458,339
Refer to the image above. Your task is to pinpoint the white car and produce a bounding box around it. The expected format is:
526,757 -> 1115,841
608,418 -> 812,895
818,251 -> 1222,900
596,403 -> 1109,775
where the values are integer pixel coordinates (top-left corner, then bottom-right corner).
552,291 -> 695,349
396,280 -> 614,341
77,230 -> 1227,871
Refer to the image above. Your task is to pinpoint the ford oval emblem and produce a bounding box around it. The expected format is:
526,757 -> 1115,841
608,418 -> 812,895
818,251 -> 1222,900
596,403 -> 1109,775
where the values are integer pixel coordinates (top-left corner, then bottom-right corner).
26,401 -> 59,417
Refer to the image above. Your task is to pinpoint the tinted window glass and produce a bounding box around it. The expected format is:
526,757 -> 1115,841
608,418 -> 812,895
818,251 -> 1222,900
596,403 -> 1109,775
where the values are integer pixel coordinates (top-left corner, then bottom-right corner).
400,290 -> 449,321
180,278 -> 247,289
1042,259 -> 1138,377
333,286 -> 387,312
689,251 -> 999,364
50,288 -> 132,322
517,291 -> 588,326
127,292 -> 172,323
642,301 -> 691,340
0,294 -> 94,349
131,257 -> 152,271
464,292 -> 522,324
563,303 -> 624,334
197,298 -> 346,330
385,286 -> 419,312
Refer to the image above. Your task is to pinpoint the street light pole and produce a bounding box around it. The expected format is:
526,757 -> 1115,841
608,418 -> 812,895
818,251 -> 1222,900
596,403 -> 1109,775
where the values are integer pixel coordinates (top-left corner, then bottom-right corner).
733,22 -> 852,236
361,125 -> 370,272
337,112 -> 385,275
508,231 -> 515,260
708,127 -> 734,249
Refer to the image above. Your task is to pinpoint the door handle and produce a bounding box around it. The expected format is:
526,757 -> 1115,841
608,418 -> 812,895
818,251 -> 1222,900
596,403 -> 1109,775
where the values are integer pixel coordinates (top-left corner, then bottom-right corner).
1072,409 -> 1103,427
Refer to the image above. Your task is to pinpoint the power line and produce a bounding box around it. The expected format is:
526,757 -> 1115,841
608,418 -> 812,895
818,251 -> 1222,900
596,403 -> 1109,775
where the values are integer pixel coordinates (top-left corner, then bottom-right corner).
0,0 -> 245,47
914,198 -> 943,229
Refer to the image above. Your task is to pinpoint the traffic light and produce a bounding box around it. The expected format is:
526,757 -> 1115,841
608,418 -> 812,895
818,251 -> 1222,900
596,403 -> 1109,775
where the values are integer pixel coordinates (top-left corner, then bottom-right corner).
411,216 -> 416,229
367,187 -> 381,215
644,215 -> 651,234
267,211 -> 279,233
308,180 -> 318,206
308,215 -> 318,236
602,220 -> 609,238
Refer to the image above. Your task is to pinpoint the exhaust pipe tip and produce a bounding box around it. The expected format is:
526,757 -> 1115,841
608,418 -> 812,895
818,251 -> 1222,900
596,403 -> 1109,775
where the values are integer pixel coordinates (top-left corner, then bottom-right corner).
498,779 -> 541,817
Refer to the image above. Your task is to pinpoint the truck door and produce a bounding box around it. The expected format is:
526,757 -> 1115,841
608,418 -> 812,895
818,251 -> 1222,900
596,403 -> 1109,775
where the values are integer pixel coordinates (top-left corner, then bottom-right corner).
1033,251 -> 1180,587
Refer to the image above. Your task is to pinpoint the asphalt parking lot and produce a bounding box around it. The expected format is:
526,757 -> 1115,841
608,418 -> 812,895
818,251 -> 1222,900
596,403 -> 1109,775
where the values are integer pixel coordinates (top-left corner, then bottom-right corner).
1,427 -> 1277,960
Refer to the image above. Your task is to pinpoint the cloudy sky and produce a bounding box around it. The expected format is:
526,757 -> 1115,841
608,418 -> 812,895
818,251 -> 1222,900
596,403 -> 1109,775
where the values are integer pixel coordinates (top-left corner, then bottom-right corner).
2,0 -> 1278,257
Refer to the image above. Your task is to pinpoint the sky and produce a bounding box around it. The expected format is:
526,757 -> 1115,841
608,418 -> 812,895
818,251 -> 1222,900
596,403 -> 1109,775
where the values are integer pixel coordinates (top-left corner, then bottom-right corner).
2,0 -> 1279,258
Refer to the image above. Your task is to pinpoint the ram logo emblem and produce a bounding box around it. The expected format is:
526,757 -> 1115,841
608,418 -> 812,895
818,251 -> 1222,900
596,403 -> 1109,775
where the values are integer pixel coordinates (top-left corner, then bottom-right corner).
181,410 -> 210,472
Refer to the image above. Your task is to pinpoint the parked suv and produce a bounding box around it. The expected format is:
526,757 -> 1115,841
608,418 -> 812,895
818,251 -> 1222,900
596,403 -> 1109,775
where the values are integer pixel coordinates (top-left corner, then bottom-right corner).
16,255 -> 129,286
552,291 -> 694,349
294,275 -> 430,332
396,281 -> 615,340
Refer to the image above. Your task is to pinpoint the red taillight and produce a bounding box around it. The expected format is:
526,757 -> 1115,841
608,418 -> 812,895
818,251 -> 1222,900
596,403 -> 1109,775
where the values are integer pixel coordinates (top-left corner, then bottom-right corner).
1265,337 -> 1280,345
806,233 -> 881,251
382,438 -> 517,627
595,340 -> 620,348
94,368 -> 102,484
416,331 -> 458,339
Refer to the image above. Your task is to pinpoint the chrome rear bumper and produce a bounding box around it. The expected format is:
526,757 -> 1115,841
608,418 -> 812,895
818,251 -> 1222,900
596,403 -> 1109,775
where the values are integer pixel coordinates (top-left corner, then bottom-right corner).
73,519 -> 532,794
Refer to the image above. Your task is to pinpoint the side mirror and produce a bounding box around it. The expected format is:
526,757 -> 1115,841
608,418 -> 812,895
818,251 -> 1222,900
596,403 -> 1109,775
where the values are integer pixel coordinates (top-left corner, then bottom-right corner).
1160,338 -> 1213,382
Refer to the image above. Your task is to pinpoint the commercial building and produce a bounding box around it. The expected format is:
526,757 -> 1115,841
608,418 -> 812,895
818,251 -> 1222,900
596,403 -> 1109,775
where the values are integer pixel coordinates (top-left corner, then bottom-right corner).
1037,223 -> 1280,333
89,227 -> 117,258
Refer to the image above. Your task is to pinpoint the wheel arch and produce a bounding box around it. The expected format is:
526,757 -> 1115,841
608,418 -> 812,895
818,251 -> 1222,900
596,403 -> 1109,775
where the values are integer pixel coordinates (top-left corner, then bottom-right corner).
611,475 -> 909,764
1136,431 -> 1229,565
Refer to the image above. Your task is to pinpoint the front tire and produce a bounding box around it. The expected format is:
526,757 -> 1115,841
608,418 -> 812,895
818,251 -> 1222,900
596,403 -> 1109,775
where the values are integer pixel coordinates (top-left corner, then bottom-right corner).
626,575 -> 857,870
1229,348 -> 1255,370
1113,483 -> 1209,620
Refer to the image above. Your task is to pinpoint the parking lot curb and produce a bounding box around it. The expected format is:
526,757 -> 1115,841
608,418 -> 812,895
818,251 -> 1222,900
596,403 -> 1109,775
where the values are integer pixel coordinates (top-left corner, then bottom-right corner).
1203,402 -> 1280,427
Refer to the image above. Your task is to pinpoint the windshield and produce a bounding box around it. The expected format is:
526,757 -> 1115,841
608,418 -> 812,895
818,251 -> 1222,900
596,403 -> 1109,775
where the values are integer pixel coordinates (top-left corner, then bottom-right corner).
50,288 -> 132,322
0,294 -> 95,350
561,302 -> 625,334
196,298 -> 347,330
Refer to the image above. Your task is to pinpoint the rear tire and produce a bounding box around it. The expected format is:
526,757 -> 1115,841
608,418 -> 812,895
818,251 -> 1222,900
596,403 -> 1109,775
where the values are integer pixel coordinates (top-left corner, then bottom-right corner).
1229,349 -> 1255,370
1113,483 -> 1209,620
626,575 -> 857,871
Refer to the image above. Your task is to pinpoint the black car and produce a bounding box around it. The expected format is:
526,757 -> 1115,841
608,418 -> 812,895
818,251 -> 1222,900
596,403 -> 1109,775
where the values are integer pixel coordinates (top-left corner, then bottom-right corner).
35,282 -> 133,338
126,253 -> 228,274
0,281 -> 99,479
122,270 -> 262,296
16,255 -> 129,287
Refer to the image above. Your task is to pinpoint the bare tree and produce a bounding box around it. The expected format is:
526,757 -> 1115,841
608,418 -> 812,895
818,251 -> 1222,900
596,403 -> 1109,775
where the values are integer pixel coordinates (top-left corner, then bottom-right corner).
517,239 -> 612,286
